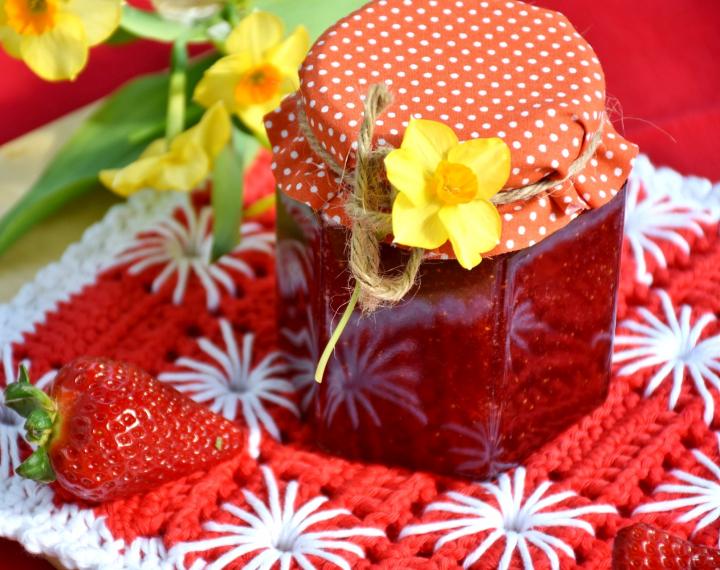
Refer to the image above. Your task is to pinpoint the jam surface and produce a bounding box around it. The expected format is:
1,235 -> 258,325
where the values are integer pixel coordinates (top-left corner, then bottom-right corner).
278,191 -> 626,479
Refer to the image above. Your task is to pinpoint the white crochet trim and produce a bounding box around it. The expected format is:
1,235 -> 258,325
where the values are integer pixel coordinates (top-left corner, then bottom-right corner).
625,155 -> 719,284
0,190 -> 185,348
0,190 -> 185,570
0,155 -> 717,569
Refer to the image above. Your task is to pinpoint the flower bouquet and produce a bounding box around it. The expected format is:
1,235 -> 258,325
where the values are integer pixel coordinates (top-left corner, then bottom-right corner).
0,0 -> 368,261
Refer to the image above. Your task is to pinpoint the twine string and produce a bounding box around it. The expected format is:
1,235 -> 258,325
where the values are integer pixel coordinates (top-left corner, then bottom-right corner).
297,83 -> 605,313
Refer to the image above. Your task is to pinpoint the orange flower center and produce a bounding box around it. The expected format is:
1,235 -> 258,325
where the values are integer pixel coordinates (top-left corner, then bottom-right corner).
430,161 -> 478,205
4,0 -> 58,35
234,63 -> 283,106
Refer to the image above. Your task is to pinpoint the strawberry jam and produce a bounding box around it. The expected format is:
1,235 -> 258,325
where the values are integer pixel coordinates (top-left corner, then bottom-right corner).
278,190 -> 626,478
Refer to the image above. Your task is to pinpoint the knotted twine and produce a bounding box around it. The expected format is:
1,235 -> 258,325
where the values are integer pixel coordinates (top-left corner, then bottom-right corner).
298,83 -> 605,312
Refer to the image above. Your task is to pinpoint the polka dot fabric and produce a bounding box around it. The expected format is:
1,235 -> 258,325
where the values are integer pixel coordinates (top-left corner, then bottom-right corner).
266,0 -> 639,258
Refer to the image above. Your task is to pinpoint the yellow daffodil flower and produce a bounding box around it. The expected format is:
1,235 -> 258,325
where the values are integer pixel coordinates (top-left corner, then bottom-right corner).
385,119 -> 511,270
0,0 -> 121,81
194,10 -> 309,140
100,102 -> 231,197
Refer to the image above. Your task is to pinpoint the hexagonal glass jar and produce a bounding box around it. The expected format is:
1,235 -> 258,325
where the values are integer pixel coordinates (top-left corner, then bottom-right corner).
277,188 -> 626,478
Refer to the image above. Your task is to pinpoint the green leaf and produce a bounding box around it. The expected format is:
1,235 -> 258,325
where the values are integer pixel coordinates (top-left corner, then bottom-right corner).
251,0 -> 368,39
0,55 -> 217,257
119,5 -> 209,44
105,26 -> 139,45
211,128 -> 260,260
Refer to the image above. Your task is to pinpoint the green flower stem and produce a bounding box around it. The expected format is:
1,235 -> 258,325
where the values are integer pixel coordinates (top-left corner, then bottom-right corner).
211,127 -> 257,261
166,38 -> 189,142
315,281 -> 361,383
223,2 -> 244,26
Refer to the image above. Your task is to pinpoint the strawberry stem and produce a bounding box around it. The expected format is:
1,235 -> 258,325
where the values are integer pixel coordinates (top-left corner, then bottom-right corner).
3,365 -> 59,483
4,365 -> 55,417
16,448 -> 56,483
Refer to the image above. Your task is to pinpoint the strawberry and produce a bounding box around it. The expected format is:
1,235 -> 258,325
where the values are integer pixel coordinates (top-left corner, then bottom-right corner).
613,523 -> 720,569
3,357 -> 244,502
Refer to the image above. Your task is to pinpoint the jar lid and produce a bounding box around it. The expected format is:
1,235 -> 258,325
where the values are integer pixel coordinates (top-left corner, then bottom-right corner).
266,0 -> 638,258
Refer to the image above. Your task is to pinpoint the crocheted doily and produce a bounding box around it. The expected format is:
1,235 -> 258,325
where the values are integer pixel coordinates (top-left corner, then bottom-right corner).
1,153 -> 719,570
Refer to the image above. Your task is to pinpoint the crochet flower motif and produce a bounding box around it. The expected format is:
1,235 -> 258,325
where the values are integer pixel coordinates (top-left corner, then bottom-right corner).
159,319 -> 296,458
445,410 -> 515,479
632,154 -> 720,222
172,465 -> 384,569
281,307 -> 320,411
325,332 -> 426,428
400,468 -> 615,570
507,300 -> 552,353
624,171 -> 712,285
277,239 -> 312,298
613,290 -> 720,424
635,433 -> 720,545
0,346 -> 56,477
115,203 -> 274,310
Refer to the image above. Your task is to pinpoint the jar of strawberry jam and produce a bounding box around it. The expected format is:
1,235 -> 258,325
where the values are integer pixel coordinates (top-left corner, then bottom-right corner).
268,0 -> 637,479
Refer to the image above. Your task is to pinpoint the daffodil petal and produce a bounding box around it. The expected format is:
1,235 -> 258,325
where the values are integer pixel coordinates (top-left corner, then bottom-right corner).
392,193 -> 447,250
67,0 -> 121,45
177,102 -> 231,162
139,138 -> 169,159
447,138 -> 511,200
401,118 -> 458,172
148,141 -> 210,191
237,96 -> 281,142
100,155 -> 164,197
438,200 -> 501,269
226,11 -> 284,62
193,52 -> 253,111
385,148 -> 432,207
19,13 -> 87,81
267,25 -> 309,78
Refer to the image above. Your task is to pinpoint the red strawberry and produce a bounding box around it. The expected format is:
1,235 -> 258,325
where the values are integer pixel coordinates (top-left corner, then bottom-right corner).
613,523 -> 720,569
3,357 -> 244,502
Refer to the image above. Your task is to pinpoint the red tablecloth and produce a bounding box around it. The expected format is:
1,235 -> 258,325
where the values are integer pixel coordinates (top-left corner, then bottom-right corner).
0,1 -> 717,568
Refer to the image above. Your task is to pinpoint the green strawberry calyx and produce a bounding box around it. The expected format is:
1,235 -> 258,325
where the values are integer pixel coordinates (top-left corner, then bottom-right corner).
3,365 -> 58,483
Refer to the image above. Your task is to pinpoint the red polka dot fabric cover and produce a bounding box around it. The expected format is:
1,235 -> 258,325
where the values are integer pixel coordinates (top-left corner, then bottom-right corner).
1,153 -> 720,569
267,0 -> 639,259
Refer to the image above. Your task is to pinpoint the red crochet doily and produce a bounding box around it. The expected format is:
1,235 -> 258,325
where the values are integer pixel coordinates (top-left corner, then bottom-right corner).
1,153 -> 720,569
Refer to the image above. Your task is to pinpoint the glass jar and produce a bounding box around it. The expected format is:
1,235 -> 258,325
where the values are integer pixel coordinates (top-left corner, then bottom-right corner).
268,0 -> 638,479
278,187 -> 625,478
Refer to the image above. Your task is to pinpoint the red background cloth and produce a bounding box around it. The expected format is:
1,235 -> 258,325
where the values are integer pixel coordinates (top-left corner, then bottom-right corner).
0,1 -> 717,568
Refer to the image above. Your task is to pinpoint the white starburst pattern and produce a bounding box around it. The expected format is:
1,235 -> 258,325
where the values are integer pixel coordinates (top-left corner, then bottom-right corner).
507,300 -> 552,354
171,465 -> 385,570
282,307 -> 320,412
325,330 -> 426,428
277,239 -> 312,299
400,467 -> 615,570
0,345 -> 56,478
159,319 -> 297,458
613,290 -> 720,424
635,432 -> 720,545
624,169 -> 713,285
115,202 -> 274,310
445,410 -> 516,479
632,154 -> 720,221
